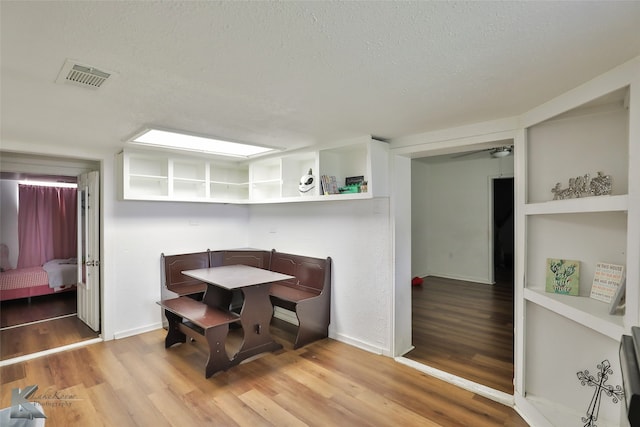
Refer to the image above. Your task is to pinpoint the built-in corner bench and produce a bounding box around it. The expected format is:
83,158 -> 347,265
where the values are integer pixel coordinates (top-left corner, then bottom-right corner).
161,249 -> 271,301
158,248 -> 331,377
268,250 -> 332,349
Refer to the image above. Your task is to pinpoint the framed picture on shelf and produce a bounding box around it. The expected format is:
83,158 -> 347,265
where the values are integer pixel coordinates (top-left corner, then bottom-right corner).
590,262 -> 625,303
545,258 -> 580,296
345,176 -> 364,186
609,278 -> 626,315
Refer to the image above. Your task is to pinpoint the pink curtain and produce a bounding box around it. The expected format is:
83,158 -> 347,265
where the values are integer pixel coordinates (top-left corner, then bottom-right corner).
17,185 -> 77,268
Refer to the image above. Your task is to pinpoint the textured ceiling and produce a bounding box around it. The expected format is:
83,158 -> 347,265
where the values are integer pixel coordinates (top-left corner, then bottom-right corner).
1,1 -> 640,156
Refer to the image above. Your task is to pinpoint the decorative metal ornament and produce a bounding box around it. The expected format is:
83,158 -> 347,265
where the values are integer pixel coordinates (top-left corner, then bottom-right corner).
551,171 -> 612,200
576,359 -> 624,427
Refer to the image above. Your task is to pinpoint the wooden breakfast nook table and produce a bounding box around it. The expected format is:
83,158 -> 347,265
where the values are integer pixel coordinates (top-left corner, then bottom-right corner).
158,264 -> 294,377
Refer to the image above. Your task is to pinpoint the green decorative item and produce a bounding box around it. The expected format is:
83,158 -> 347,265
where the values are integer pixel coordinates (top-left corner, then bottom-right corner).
546,258 -> 580,295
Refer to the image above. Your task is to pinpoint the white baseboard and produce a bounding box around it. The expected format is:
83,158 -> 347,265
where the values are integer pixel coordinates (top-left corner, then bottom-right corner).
0,337 -> 103,367
513,393 -> 553,427
425,272 -> 494,285
113,322 -> 162,340
395,357 -> 514,407
333,332 -> 389,356
397,345 -> 415,357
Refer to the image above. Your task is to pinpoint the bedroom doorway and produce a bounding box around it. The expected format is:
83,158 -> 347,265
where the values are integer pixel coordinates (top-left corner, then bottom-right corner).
0,154 -> 102,361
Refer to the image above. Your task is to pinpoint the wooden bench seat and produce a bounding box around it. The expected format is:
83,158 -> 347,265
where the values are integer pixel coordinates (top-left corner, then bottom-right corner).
157,297 -> 240,378
269,251 -> 331,349
269,283 -> 319,304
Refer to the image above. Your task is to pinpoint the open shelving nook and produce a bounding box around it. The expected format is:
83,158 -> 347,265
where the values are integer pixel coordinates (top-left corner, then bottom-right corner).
516,69 -> 639,427
118,136 -> 389,204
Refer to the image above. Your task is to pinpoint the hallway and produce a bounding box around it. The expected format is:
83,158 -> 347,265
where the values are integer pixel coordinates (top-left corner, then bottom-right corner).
406,275 -> 515,394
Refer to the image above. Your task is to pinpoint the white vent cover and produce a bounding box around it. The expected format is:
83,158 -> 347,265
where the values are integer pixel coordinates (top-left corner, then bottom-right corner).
56,59 -> 114,89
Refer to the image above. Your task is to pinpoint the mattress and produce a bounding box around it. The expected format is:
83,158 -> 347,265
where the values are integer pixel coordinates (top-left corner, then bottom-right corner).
0,266 -> 49,291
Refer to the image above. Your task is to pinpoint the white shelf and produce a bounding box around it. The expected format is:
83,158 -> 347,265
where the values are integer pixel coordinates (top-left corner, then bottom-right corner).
119,137 -> 387,204
128,156 -> 168,177
248,191 -> 373,204
174,177 -> 206,184
524,395 -> 618,427
524,194 -> 628,215
251,179 -> 281,185
524,288 -> 624,340
517,79 -> 637,427
129,174 -> 167,181
127,174 -> 168,198
210,181 -> 248,186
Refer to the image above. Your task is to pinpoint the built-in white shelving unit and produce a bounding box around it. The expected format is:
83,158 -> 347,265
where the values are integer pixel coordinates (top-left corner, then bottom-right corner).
124,154 -> 169,199
172,159 -> 207,199
516,61 -> 639,426
249,157 -> 283,201
118,136 -> 389,204
209,162 -> 249,201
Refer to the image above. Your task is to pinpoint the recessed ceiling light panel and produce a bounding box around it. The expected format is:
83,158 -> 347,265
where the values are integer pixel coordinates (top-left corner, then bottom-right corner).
129,129 -> 277,158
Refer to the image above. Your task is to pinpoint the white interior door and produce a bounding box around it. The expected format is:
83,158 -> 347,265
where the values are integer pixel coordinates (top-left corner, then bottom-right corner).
77,171 -> 100,331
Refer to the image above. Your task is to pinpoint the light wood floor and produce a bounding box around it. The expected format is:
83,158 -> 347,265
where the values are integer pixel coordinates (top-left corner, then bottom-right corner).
406,275 -> 515,394
0,320 -> 528,426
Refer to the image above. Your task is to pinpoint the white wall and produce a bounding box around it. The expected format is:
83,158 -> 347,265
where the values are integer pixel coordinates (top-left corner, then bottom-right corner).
392,155 -> 413,356
107,197 -> 251,338
0,147 -> 253,342
411,154 -> 514,283
248,197 -> 393,355
0,144 -> 397,354
0,180 -> 19,269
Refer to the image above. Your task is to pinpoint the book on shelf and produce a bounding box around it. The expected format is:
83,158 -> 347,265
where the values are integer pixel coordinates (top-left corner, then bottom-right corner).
590,262 -> 625,303
545,258 -> 580,296
320,175 -> 339,195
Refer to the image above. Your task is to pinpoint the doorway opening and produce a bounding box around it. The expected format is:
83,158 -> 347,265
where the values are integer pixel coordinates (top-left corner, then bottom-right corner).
0,155 -> 102,361
493,177 -> 514,285
403,148 -> 515,396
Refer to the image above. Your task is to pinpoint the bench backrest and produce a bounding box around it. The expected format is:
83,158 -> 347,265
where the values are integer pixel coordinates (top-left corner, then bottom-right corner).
162,249 -> 329,298
161,251 -> 210,295
269,250 -> 331,295
210,250 -> 272,269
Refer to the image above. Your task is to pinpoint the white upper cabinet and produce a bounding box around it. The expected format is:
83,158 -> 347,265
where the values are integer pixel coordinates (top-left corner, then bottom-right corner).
118,136 -> 389,204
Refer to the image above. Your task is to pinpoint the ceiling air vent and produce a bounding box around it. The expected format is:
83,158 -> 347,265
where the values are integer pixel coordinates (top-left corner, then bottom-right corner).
56,59 -> 114,89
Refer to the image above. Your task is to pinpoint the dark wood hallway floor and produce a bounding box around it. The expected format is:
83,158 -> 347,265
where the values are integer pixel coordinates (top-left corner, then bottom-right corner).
0,292 -> 99,360
406,274 -> 515,394
1,291 -> 76,328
